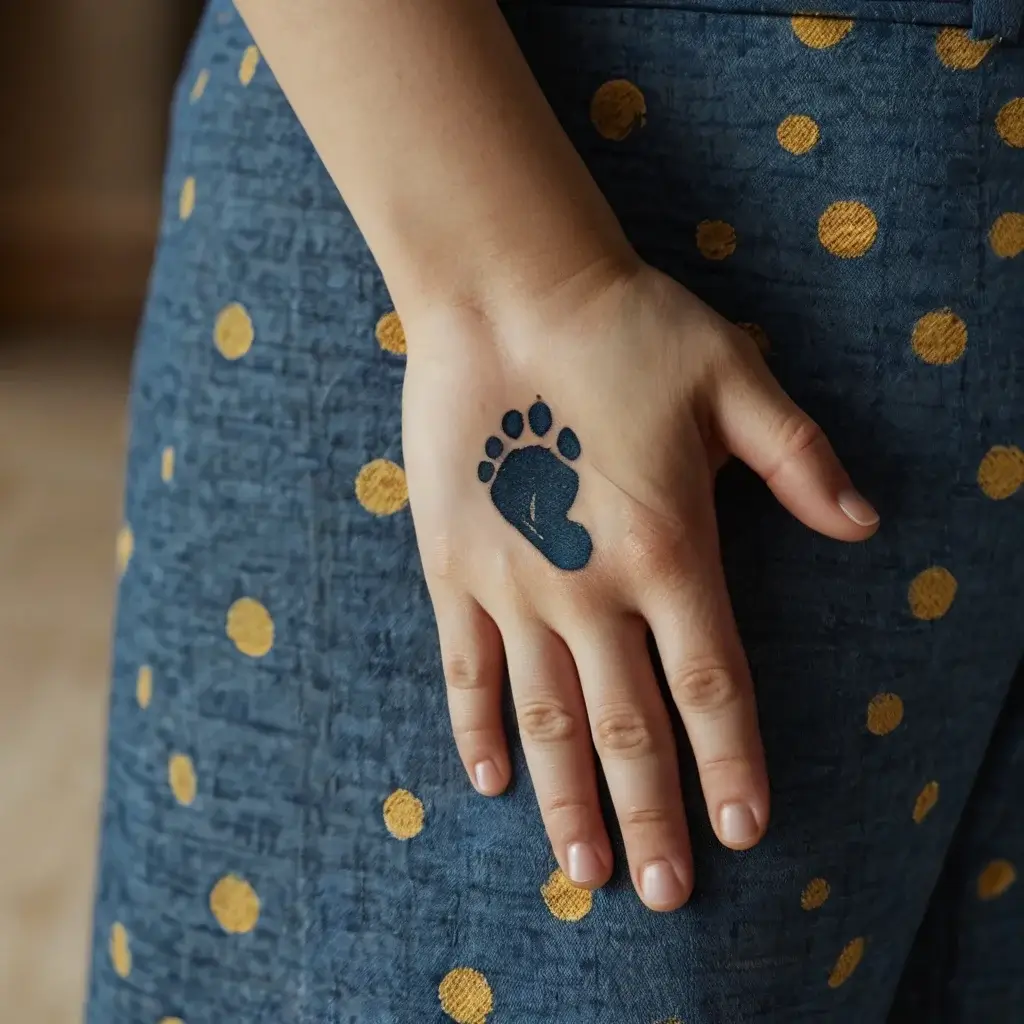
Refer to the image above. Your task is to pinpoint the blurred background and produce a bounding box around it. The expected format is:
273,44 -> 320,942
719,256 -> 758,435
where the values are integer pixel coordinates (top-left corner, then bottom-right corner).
1,3 -> 203,1021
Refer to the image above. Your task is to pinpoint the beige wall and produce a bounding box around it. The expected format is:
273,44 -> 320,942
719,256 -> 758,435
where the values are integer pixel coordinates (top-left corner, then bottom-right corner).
0,1 -> 202,329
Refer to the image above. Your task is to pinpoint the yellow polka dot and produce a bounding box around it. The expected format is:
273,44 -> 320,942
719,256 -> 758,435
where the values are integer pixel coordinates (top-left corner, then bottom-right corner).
109,921 -> 131,978
439,967 -> 493,1024
355,459 -> 409,515
383,788 -> 424,839
169,753 -> 197,806
977,858 -> 1017,900
540,868 -> 593,921
189,68 -> 209,102
375,310 -> 407,355
696,220 -> 737,261
989,212 -> 1024,259
866,693 -> 904,736
213,302 -> 254,360
801,877 -> 831,910
239,45 -> 260,86
791,16 -> 853,49
913,780 -> 940,824
978,445 -> 1024,500
827,937 -> 865,988
161,446 -> 175,483
590,80 -> 646,141
996,98 -> 1024,148
908,566 -> 957,621
818,201 -> 877,258
777,114 -> 820,154
209,874 -> 260,934
936,28 -> 994,70
116,523 -> 134,576
911,309 -> 967,365
158,1019 -> 185,1024
226,598 -> 275,657
136,665 -> 153,709
179,176 -> 196,221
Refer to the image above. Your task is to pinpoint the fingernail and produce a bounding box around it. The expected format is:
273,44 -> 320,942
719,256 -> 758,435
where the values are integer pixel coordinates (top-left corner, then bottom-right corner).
838,489 -> 880,527
719,803 -> 760,846
641,860 -> 686,907
473,760 -> 502,795
567,842 -> 603,885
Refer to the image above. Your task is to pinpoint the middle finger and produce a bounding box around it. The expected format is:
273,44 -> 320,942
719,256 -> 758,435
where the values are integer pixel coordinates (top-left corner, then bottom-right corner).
504,617 -> 613,891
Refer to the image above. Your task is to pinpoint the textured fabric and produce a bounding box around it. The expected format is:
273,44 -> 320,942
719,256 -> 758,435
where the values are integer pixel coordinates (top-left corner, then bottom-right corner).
561,0 -> 978,31
87,1 -> 1024,1022
972,0 -> 1024,41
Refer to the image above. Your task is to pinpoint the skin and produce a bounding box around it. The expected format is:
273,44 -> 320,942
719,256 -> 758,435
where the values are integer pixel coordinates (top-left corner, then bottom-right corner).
236,0 -> 880,912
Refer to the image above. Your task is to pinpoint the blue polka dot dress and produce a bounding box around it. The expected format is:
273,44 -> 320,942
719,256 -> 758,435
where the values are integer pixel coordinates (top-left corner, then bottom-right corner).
87,1 -> 1024,1021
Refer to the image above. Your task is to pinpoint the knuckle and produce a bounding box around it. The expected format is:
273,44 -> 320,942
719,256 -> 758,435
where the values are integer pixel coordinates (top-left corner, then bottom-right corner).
670,662 -> 738,713
425,534 -> 459,581
543,794 -> 593,820
445,651 -> 485,692
488,547 -> 518,592
623,508 -> 687,558
771,413 -> 825,468
621,805 -> 673,829
594,706 -> 657,758
483,547 -> 530,612
622,517 -> 696,587
698,753 -> 754,778
452,723 -> 494,744
518,700 -> 578,745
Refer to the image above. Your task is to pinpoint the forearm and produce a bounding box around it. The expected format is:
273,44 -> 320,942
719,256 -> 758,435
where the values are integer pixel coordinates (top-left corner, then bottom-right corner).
234,0 -> 634,320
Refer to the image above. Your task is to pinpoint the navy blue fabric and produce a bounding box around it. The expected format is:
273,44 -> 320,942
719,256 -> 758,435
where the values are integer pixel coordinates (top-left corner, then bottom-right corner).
550,0 -> 975,30
538,0 -> 1024,40
86,2 -> 1024,1022
972,0 -> 1023,40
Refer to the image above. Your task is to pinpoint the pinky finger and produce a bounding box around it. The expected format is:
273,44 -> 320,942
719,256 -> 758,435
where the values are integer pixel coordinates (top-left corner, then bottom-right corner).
434,591 -> 510,796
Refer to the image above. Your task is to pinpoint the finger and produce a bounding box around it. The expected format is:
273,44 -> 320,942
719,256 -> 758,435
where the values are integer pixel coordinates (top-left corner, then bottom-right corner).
713,352 -> 880,541
433,589 -> 510,796
638,494 -> 769,852
505,619 -> 613,890
569,618 -> 693,911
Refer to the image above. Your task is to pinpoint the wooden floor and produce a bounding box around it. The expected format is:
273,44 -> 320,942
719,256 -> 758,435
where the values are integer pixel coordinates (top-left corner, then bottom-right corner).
0,337 -> 130,1023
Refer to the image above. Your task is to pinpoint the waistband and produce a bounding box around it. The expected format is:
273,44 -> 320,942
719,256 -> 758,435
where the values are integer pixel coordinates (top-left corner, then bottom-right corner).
509,0 -> 1022,41
973,0 -> 1023,37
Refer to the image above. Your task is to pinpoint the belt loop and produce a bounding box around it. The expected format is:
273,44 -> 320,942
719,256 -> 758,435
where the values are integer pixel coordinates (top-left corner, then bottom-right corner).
971,0 -> 1023,40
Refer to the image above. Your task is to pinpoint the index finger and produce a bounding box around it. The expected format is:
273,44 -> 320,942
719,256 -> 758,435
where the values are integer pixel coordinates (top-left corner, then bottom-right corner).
635,499 -> 769,851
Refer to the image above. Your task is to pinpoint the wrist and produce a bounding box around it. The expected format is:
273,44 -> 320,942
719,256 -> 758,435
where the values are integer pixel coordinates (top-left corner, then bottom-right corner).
398,243 -> 645,384
372,136 -> 638,331
393,219 -> 641,349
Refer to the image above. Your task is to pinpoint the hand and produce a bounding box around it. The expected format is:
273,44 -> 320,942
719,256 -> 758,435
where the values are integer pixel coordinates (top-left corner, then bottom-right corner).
401,258 -> 879,911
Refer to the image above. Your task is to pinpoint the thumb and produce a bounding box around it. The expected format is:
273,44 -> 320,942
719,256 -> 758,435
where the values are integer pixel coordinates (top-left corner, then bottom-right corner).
711,354 -> 879,541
